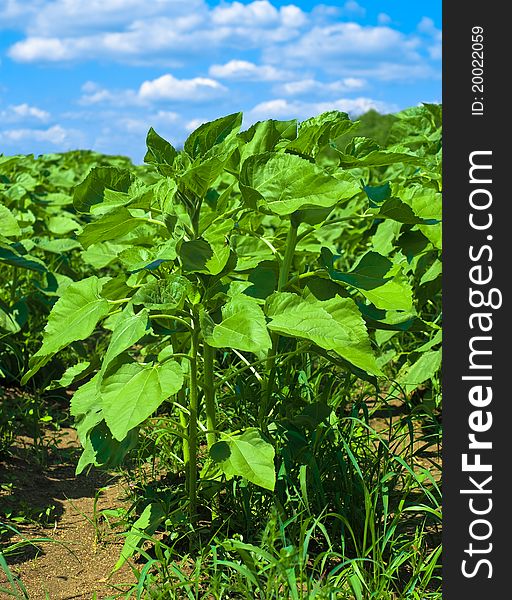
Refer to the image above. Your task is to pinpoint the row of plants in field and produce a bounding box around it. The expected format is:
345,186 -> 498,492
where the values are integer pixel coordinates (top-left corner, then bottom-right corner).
1,105 -> 442,598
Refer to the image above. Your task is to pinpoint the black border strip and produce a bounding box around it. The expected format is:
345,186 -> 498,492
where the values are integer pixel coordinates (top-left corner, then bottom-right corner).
443,3 -> 507,596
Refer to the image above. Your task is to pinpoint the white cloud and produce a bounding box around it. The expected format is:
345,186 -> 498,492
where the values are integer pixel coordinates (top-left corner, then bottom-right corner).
267,23 -> 421,68
79,73 -> 226,107
248,97 -> 396,122
9,37 -> 71,62
139,74 -> 226,102
211,1 -> 306,27
277,77 -> 366,97
340,1 -> 366,18
6,1 -> 308,64
209,60 -> 289,82
0,124 -> 82,147
185,118 -> 208,132
377,13 -> 392,25
417,17 -> 442,60
117,110 -> 180,135
6,0 -> 206,36
0,103 -> 50,122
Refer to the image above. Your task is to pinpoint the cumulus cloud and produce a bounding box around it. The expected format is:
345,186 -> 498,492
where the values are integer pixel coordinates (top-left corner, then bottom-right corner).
248,97 -> 396,122
417,17 -> 442,60
6,1 -> 307,64
377,13 -> 392,25
79,74 -> 226,107
276,77 -> 366,97
0,124 -> 82,147
209,60 -> 290,82
185,118 -> 208,132
0,103 -> 50,122
265,22 -> 421,70
340,1 -> 366,18
139,74 -> 226,101
212,1 -> 306,28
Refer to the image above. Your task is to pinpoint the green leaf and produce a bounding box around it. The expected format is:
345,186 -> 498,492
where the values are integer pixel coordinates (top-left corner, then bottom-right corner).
0,243 -> 47,272
286,110 -> 356,158
32,276 -> 110,360
322,249 -> 413,311
335,139 -> 421,168
47,361 -> 91,390
180,157 -> 224,198
266,292 -> 382,376
47,215 -> 80,235
398,350 -> 441,394
35,238 -> 82,253
210,428 -> 275,491
73,166 -> 134,213
132,275 -> 192,310
376,197 -> 432,224
114,503 -> 165,571
77,420 -> 139,475
102,305 -> 149,369
144,127 -> 177,166
78,207 -> 141,249
0,205 -> 21,237
101,361 -> 184,441
420,259 -> 442,285
82,242 -> 125,268
400,186 -> 442,248
202,218 -> 233,275
239,119 -> 297,160
205,297 -> 272,354
240,152 -> 359,215
363,182 -> 391,207
179,239 -> 213,272
184,113 -> 243,158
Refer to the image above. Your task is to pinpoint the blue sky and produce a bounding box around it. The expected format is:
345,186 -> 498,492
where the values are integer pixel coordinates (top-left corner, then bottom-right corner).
0,0 -> 441,162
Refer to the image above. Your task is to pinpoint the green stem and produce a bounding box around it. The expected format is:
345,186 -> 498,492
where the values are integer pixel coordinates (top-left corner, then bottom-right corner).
149,314 -> 194,330
203,342 -> 217,449
178,387 -> 189,469
188,326 -> 199,523
260,220 -> 299,424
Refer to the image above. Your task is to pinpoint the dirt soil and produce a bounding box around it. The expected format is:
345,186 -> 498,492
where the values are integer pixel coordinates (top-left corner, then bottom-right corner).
0,428 -> 134,599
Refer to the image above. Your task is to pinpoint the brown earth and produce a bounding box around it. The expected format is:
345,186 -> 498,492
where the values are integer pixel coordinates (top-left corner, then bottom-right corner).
0,428 -> 135,599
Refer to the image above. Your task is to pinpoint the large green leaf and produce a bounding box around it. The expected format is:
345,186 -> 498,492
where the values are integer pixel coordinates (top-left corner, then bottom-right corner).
205,297 -> 272,354
266,292 -> 382,376
0,205 -> 21,237
102,305 -> 149,369
184,113 -> 243,158
210,428 -> 275,491
179,157 -> 225,198
73,166 -> 134,213
33,276 -> 110,359
144,127 -> 177,167
77,207 -> 141,249
286,110 -> 356,158
0,243 -> 47,272
101,360 -> 184,441
397,349 -> 442,395
240,152 -> 359,215
238,119 -> 297,160
322,249 -> 413,311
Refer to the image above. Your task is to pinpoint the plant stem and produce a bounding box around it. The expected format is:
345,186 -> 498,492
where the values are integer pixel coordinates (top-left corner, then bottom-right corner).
260,220 -> 299,424
187,326 -> 199,523
178,387 -> 189,468
203,342 -> 217,449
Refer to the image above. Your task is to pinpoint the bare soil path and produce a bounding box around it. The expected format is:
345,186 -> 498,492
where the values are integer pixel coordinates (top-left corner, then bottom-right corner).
0,428 -> 134,599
